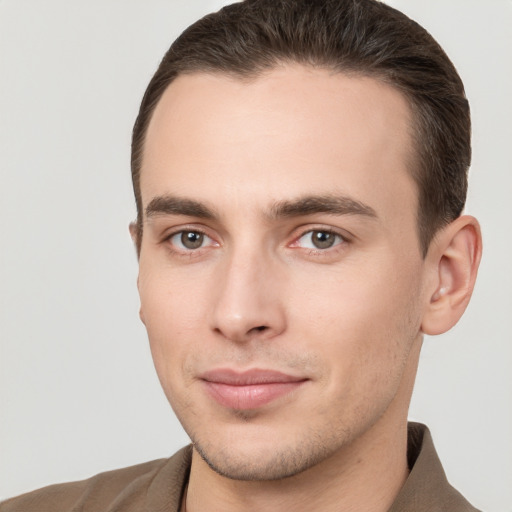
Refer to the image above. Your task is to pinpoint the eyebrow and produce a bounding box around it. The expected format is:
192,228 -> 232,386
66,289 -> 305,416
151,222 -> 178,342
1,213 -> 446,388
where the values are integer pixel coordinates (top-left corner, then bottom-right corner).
268,195 -> 378,220
144,193 -> 377,222
145,196 -> 216,220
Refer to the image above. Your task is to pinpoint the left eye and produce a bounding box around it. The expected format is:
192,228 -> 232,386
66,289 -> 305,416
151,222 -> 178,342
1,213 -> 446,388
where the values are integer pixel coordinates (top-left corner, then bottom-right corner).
296,230 -> 343,250
169,231 -> 214,250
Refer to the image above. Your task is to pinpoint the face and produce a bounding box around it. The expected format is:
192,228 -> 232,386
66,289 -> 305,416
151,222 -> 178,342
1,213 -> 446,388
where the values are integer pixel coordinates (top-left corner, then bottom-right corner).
137,65 -> 430,480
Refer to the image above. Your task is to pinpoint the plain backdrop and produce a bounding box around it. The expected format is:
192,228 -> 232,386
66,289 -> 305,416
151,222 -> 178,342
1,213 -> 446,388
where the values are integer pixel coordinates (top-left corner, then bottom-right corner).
1,1 -> 511,510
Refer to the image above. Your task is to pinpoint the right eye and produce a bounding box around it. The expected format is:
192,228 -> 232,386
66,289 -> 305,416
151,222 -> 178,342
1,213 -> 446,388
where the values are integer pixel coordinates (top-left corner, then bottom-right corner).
168,230 -> 216,251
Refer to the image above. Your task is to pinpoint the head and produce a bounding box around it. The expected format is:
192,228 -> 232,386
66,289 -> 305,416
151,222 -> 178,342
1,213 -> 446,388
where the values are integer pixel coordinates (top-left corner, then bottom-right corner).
130,0 -> 481,483
131,0 -> 471,257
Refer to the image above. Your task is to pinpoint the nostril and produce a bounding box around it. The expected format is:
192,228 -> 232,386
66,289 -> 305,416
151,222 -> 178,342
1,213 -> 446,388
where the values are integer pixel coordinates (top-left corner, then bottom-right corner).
253,325 -> 268,332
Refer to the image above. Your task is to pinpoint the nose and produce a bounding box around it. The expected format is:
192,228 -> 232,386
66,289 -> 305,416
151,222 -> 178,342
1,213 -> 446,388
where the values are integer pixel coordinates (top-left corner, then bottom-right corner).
210,248 -> 286,343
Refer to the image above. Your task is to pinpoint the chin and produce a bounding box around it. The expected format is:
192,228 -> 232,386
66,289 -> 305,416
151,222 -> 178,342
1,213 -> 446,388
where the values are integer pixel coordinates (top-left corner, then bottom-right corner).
191,425 -> 348,481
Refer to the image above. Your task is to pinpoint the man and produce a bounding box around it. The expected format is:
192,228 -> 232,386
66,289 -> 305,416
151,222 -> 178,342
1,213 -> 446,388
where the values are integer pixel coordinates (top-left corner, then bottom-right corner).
1,0 -> 483,510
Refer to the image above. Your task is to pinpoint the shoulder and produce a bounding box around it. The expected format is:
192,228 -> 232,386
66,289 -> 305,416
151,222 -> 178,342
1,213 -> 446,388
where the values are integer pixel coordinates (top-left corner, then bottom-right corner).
0,447 -> 192,512
390,423 -> 482,512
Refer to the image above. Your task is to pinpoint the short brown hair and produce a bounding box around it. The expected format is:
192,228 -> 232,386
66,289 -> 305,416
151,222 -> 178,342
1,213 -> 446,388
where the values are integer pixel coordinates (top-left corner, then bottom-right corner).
131,0 -> 470,256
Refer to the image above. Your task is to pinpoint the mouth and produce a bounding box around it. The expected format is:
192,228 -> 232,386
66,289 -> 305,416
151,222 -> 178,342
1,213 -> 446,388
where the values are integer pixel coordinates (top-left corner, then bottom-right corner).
200,368 -> 308,410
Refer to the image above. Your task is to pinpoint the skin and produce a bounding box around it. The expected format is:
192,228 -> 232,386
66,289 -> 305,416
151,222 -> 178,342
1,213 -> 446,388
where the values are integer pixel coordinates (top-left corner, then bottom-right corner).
133,65 -> 481,511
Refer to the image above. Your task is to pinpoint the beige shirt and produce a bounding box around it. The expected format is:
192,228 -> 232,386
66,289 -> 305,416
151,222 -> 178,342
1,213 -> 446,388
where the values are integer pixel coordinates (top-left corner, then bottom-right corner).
0,423 -> 481,511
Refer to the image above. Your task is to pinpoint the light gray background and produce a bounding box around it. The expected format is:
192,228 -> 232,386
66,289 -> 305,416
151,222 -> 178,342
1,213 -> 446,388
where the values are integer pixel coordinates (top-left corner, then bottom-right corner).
1,1 -> 511,510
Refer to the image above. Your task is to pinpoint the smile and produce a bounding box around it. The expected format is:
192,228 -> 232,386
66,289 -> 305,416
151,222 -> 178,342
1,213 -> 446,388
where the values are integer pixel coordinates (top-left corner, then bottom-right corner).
200,368 -> 308,410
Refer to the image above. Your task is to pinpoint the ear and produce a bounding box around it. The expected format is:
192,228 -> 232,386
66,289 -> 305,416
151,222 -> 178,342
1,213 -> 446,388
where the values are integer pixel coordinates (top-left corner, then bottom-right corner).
129,221 -> 137,241
129,221 -> 142,259
128,222 -> 145,324
129,221 -> 139,245
421,215 -> 482,335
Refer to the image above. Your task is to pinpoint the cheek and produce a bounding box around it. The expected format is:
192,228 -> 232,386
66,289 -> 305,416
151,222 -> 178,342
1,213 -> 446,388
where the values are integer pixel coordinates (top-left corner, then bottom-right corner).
137,267 -> 210,387
291,259 -> 423,383
294,259 -> 420,332
139,261 -> 210,333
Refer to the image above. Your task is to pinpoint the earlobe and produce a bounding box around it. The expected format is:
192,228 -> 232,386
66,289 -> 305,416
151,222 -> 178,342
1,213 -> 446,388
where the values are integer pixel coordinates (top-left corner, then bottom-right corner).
421,215 -> 482,336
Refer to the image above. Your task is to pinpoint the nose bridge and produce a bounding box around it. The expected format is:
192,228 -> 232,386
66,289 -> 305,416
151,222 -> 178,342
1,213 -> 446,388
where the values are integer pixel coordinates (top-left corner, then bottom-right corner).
210,240 -> 285,342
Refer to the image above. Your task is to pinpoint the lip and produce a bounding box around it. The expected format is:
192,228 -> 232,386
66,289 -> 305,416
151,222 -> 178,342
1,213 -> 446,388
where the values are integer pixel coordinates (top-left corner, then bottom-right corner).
200,368 -> 308,410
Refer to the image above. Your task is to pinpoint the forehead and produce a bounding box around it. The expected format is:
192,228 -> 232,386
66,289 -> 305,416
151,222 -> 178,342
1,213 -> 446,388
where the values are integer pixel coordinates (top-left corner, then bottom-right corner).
141,65 -> 416,221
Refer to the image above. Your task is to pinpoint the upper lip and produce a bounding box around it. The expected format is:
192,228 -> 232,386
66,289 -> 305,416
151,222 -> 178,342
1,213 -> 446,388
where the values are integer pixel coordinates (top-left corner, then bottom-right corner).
200,368 -> 307,386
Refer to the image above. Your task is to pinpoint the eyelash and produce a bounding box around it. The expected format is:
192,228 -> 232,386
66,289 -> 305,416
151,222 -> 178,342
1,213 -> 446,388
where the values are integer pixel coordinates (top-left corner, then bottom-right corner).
161,226 -> 350,258
162,226 -> 218,257
290,228 -> 349,255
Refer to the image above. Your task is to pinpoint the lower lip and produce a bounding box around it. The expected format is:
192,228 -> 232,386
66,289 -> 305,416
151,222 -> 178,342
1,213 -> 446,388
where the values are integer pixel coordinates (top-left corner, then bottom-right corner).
203,381 -> 306,410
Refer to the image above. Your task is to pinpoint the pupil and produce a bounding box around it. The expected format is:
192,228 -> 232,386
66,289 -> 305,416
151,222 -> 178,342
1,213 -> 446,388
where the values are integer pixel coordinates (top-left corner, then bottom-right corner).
182,231 -> 203,249
313,231 -> 334,249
